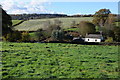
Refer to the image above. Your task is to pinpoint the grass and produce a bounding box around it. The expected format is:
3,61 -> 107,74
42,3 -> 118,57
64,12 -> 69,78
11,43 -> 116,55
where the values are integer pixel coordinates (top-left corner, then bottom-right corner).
1,42 -> 119,78
12,20 -> 23,26
29,32 -> 38,40
14,17 -> 93,31
64,27 -> 79,32
29,32 -> 36,37
114,22 -> 120,27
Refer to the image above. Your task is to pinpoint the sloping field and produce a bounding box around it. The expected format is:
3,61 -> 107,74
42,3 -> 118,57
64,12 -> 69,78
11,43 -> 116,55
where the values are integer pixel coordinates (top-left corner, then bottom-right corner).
14,17 -> 93,31
1,42 -> 119,78
12,20 -> 23,26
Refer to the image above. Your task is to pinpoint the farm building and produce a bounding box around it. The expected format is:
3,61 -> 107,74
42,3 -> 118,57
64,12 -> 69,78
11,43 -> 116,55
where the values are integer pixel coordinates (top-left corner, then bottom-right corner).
85,34 -> 103,42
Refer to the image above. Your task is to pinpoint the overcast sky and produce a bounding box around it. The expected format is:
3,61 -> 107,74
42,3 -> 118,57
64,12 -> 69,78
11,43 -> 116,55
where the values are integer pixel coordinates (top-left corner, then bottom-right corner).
0,0 -> 119,15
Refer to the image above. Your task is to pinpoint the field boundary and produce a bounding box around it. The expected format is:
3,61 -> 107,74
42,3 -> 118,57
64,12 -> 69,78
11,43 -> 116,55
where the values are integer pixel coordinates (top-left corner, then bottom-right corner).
39,41 -> 120,45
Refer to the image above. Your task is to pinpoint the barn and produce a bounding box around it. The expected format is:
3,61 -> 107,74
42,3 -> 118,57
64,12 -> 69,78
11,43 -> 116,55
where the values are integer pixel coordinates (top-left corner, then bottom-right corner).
85,34 -> 103,42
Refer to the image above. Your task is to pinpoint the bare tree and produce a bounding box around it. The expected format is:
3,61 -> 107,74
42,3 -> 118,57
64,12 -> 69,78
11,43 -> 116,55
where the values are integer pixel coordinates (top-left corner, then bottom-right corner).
44,19 -> 63,38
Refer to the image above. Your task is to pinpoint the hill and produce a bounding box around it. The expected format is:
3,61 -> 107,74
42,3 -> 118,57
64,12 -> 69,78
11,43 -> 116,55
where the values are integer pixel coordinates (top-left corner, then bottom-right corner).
13,17 -> 93,31
12,20 -> 24,26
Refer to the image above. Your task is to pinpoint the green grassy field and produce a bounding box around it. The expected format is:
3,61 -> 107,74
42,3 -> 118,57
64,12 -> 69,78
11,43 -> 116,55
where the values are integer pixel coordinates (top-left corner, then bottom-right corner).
14,17 -> 93,31
12,20 -> 23,26
64,27 -> 79,32
1,42 -> 119,78
114,22 -> 120,27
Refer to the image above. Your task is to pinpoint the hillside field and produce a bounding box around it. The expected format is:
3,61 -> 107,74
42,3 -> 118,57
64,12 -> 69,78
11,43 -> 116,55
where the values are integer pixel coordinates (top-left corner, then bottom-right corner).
13,17 -> 93,31
1,42 -> 119,78
12,20 -> 23,26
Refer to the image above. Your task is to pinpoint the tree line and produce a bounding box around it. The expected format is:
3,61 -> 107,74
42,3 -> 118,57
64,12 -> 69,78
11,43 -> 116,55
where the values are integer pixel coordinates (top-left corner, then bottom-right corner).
10,13 -> 118,20
10,14 -> 68,20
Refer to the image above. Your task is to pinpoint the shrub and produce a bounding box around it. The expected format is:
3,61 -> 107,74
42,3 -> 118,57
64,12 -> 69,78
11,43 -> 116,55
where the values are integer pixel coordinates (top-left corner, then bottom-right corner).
5,31 -> 22,42
21,32 -> 30,42
35,29 -> 45,42
105,37 -> 113,42
6,33 -> 12,41
51,30 -> 64,41
12,31 -> 22,41
113,27 -> 120,42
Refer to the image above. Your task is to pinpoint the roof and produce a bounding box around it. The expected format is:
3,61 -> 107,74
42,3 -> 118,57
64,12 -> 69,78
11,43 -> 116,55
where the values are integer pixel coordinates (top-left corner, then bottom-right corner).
85,34 -> 103,39
68,32 -> 80,37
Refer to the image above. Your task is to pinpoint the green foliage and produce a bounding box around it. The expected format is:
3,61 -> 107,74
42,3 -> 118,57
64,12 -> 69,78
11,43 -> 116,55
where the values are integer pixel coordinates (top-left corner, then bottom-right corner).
35,29 -> 45,42
78,21 -> 96,36
64,27 -> 79,32
5,31 -> 22,42
105,37 -> 113,42
95,26 -> 100,32
114,22 -> 120,27
113,27 -> 120,42
12,20 -> 23,26
1,42 -> 119,78
21,32 -> 30,42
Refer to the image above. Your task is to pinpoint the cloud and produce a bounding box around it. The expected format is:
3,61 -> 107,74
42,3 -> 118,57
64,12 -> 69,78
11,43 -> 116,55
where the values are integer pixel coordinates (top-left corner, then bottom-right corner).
1,0 -> 117,14
0,0 -> 51,14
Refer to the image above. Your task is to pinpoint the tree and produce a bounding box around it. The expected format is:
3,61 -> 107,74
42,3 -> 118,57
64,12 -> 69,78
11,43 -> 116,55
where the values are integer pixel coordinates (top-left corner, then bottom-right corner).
113,27 -> 120,42
45,19 -> 62,37
100,13 -> 115,38
104,14 -> 115,30
5,31 -> 22,42
1,6 -> 13,36
51,29 -> 64,41
92,9 -> 111,27
78,21 -> 96,36
12,31 -> 22,42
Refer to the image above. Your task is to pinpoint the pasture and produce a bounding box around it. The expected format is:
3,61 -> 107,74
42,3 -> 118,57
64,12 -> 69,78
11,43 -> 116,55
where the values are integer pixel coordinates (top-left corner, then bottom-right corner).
114,22 -> 120,27
1,42 -> 119,78
13,17 -> 93,31
12,20 -> 23,26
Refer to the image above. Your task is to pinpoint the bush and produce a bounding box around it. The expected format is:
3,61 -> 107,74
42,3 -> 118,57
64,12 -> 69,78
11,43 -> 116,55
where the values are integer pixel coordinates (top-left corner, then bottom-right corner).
5,31 -> 22,42
113,27 -> 120,42
51,30 -> 64,41
105,37 -> 113,42
35,29 -> 45,42
21,32 -> 30,42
